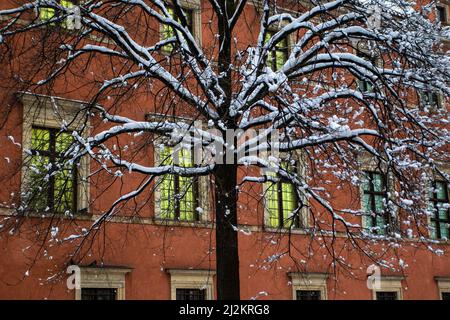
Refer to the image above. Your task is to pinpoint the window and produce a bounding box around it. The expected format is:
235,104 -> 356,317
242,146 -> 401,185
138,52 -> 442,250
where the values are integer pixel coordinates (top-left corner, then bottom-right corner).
39,0 -> 79,29
158,146 -> 199,221
20,93 -> 90,215
167,269 -> 215,300
429,181 -> 450,239
75,266 -> 131,300
161,6 -> 194,53
265,161 -> 299,228
289,272 -> 328,300
265,31 -> 288,71
419,90 -> 441,110
437,5 -> 447,23
296,290 -> 321,300
176,288 -> 206,300
435,276 -> 450,299
371,276 -> 403,300
355,51 -> 375,93
28,127 -> 76,214
81,288 -> 117,300
376,291 -> 398,300
362,171 -> 392,234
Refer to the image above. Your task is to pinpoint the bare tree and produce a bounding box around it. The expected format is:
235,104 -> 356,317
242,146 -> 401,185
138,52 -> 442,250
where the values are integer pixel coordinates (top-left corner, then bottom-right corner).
0,0 -> 449,299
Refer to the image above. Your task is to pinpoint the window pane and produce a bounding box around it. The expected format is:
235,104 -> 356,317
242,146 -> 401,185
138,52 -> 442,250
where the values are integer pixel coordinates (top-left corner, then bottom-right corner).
372,173 -> 383,192
39,7 -> 55,22
28,155 -> 50,211
81,288 -> 117,300
176,288 -> 206,300
55,131 -> 73,154
281,182 -> 296,227
31,128 -> 50,151
266,183 -> 279,227
376,291 -> 398,300
296,290 -> 321,300
436,181 -> 448,200
439,223 -> 449,239
54,168 -> 75,213
160,174 -> 175,219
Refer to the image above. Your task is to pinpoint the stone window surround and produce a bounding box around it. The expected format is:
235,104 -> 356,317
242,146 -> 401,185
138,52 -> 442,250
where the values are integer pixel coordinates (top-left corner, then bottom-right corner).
159,0 -> 202,47
19,92 -> 90,214
434,276 -> 450,300
166,269 -> 215,300
148,113 -> 211,223
371,276 -> 404,300
262,150 -> 310,231
288,272 -> 328,300
75,266 -> 132,300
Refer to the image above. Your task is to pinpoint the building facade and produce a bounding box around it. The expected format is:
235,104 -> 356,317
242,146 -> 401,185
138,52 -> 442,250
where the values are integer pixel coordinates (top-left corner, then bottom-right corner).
0,0 -> 449,300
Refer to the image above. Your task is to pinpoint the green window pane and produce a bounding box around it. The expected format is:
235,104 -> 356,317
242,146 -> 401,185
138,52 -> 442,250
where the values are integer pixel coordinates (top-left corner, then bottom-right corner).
54,168 -> 74,213
436,182 -> 448,200
375,215 -> 386,234
374,195 -> 384,213
55,132 -> 73,154
158,146 -> 196,221
60,0 -> 74,29
439,223 -> 449,239
281,182 -> 296,227
266,183 -> 279,227
160,174 -> 175,219
362,193 -> 371,212
39,7 -> 55,22
372,173 -> 383,192
31,128 -> 50,151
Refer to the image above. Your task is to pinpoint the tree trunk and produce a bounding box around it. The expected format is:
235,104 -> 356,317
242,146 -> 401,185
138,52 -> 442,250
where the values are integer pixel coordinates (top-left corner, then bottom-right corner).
214,163 -> 240,300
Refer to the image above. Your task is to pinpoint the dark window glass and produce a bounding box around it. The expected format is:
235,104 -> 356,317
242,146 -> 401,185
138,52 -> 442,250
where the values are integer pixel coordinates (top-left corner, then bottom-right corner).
296,290 -> 321,300
81,288 -> 117,300
376,291 -> 398,300
176,288 -> 206,300
442,292 -> 450,300
437,6 -> 447,23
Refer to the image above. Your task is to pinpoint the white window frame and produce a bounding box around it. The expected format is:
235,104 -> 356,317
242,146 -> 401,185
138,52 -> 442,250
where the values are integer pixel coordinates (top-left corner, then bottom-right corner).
19,92 -> 90,214
167,269 -> 215,300
435,276 -> 450,300
372,276 -> 404,300
75,266 -> 132,300
288,272 -> 328,300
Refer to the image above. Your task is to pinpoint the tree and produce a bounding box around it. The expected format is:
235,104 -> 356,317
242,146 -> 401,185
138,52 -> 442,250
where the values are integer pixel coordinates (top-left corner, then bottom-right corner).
0,0 -> 449,300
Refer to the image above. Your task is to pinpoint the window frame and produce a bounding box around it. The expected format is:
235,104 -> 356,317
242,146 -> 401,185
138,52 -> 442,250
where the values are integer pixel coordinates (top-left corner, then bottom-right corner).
262,152 -> 309,231
75,266 -> 132,300
20,92 -> 90,216
265,30 -> 289,71
167,269 -> 215,300
157,146 -> 201,222
149,113 -> 211,224
288,272 -> 328,300
429,180 -> 450,240
362,170 -> 393,234
371,277 -> 404,300
159,0 -> 202,53
29,126 -> 78,214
